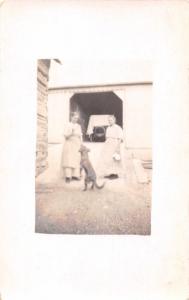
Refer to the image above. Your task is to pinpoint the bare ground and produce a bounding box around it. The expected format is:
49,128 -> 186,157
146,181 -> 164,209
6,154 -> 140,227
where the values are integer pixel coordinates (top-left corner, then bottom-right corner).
35,154 -> 151,235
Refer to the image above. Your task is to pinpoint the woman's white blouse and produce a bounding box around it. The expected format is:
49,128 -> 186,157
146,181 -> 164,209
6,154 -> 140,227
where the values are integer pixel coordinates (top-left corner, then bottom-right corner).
106,124 -> 123,140
64,122 -> 82,137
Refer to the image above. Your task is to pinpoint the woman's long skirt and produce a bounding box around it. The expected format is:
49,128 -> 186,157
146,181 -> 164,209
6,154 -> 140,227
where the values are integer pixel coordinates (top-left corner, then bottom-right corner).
61,136 -> 81,178
97,138 -> 124,177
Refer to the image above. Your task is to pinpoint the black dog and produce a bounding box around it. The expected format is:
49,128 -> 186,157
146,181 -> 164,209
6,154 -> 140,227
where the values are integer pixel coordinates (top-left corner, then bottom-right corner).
79,145 -> 105,191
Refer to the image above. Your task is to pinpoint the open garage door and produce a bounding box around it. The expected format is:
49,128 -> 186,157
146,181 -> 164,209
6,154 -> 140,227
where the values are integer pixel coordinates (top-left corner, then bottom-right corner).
70,91 -> 123,141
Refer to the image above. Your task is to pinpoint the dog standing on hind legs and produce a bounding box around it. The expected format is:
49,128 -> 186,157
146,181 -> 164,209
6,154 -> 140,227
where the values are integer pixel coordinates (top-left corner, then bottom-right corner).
79,144 -> 105,191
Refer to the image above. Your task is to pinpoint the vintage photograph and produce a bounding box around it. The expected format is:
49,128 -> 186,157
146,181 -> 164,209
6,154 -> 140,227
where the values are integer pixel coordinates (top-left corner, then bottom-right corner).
35,59 -> 152,234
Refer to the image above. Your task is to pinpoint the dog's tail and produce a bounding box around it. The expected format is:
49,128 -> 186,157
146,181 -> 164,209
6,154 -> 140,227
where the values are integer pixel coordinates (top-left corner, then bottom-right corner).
94,181 -> 105,189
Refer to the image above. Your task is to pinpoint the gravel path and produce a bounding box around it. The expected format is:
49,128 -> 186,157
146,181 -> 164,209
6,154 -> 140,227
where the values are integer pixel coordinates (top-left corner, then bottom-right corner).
36,161 -> 151,235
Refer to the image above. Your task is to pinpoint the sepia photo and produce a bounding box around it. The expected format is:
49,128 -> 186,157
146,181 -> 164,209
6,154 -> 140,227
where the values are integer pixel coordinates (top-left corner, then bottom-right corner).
1,0 -> 189,299
35,59 -> 152,234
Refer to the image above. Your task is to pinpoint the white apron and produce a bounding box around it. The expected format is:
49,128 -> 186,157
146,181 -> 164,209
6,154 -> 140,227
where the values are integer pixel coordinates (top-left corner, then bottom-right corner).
61,122 -> 82,176
97,124 -> 124,177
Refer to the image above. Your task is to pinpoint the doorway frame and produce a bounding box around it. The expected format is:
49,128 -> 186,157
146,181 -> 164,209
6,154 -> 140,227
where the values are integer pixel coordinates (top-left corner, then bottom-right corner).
48,82 -> 152,148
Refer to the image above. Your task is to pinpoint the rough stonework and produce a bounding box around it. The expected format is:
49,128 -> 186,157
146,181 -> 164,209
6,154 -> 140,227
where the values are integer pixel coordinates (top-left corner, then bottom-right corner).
36,59 -> 50,176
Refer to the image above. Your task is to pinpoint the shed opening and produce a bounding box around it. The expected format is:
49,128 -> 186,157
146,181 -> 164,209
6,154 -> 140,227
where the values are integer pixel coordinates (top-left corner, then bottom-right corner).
70,91 -> 123,141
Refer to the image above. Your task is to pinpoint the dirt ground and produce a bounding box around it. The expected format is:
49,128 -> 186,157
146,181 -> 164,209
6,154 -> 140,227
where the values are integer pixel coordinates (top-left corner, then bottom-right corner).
35,148 -> 151,235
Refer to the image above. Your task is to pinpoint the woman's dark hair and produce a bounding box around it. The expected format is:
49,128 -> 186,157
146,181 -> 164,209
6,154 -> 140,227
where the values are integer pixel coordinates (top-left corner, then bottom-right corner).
109,115 -> 116,121
71,112 -> 79,118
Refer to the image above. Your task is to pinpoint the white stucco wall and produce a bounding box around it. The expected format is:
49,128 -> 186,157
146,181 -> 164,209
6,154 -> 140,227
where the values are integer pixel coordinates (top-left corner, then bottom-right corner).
125,85 -> 152,148
48,91 -> 72,143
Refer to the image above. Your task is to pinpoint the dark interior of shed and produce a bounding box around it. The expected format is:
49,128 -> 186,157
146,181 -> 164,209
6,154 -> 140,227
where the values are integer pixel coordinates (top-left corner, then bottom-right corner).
70,91 -> 123,141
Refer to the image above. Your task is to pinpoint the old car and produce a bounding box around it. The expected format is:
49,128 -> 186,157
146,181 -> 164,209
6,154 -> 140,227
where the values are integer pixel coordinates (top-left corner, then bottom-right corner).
86,114 -> 113,142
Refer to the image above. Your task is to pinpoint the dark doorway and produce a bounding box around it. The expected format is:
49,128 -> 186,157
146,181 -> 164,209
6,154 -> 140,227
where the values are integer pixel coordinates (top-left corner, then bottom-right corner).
70,91 -> 123,141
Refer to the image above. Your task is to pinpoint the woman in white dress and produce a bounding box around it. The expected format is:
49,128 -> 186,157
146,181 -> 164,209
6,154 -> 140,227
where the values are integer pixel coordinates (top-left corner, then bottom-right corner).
61,112 -> 82,183
99,115 -> 124,179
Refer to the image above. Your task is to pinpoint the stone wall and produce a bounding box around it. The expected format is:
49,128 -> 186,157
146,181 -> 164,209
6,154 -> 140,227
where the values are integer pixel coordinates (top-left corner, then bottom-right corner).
36,59 -> 50,177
